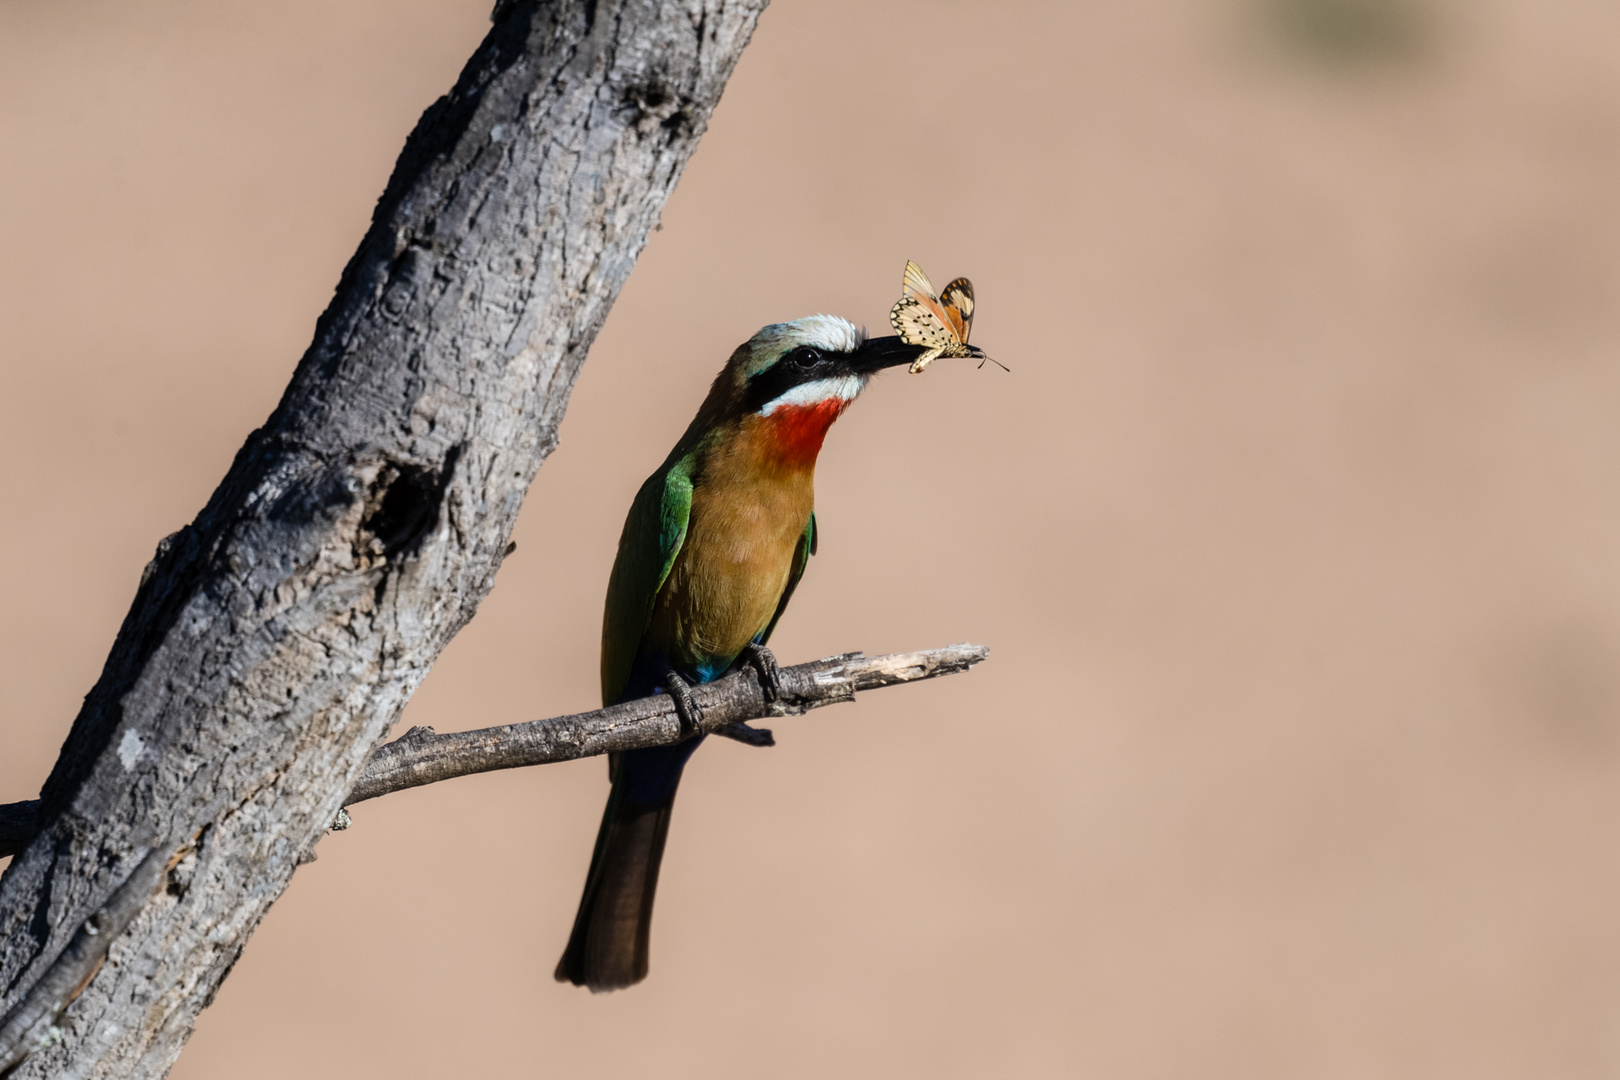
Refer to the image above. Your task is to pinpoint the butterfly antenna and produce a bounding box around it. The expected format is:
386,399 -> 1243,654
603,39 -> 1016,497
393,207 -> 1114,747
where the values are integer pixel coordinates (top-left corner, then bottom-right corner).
977,355 -> 1010,372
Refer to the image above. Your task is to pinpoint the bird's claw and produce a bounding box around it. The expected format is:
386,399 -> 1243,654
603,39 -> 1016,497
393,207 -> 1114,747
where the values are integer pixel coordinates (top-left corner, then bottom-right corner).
715,721 -> 775,747
740,642 -> 783,703
662,669 -> 704,737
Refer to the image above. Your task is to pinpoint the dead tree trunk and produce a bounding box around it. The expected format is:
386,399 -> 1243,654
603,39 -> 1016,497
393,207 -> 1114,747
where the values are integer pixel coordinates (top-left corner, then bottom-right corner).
0,2 -> 767,1075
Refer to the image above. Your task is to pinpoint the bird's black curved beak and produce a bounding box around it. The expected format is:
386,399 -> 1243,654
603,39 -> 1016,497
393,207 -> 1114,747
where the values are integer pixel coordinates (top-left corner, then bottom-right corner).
851,335 -> 930,373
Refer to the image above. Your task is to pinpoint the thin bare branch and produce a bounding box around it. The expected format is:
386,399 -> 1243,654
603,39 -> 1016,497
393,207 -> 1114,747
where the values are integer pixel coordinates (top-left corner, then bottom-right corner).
0,644 -> 988,1063
343,644 -> 989,808
0,645 -> 988,859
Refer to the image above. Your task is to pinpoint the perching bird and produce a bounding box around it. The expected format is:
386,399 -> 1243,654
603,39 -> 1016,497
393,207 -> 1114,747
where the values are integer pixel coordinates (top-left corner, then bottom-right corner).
555,315 -> 932,991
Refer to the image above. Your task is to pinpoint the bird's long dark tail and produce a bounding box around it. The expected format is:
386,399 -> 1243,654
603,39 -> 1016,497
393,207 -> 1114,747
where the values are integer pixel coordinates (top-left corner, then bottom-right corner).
555,738 -> 703,991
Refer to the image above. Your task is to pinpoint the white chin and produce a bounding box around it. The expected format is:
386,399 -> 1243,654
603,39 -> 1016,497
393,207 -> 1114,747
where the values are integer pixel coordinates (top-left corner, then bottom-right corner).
759,375 -> 867,415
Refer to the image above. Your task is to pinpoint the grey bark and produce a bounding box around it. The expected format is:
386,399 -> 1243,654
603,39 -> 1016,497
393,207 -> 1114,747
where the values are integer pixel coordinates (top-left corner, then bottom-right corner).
0,646 -> 988,861
344,645 -> 990,805
0,850 -> 173,1076
0,2 -> 768,1077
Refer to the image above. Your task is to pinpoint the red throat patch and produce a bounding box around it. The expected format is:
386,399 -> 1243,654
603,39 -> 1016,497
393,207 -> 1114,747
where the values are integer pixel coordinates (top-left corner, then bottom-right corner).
761,398 -> 849,469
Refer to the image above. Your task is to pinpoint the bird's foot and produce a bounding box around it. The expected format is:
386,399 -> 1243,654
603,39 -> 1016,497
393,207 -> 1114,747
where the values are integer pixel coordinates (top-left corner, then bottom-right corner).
662,668 -> 704,737
740,642 -> 783,703
714,721 -> 775,748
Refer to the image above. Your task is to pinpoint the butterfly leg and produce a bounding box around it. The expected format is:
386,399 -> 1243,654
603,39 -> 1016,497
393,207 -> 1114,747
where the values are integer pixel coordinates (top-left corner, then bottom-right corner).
908,347 -> 945,374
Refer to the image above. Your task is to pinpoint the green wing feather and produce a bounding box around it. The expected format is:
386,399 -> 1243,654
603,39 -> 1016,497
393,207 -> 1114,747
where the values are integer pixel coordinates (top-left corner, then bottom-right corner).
758,512 -> 816,646
600,462 -> 693,705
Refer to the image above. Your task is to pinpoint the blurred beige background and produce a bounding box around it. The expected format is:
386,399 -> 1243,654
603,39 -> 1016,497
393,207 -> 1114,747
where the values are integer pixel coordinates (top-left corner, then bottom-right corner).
4,0 -> 1620,1076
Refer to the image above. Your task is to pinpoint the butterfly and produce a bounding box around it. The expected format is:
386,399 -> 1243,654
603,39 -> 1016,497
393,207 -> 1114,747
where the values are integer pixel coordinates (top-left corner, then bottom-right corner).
889,261 -> 1004,373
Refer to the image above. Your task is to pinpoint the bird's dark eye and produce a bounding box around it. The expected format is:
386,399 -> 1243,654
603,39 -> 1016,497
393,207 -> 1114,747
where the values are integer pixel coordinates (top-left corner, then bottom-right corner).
788,346 -> 820,369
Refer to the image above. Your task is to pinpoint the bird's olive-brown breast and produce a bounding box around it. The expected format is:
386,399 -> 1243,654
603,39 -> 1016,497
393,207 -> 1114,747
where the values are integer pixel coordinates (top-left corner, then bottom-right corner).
644,413 -> 819,669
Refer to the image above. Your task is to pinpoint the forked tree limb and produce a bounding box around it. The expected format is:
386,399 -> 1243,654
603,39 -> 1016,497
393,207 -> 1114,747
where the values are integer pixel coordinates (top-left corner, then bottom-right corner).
0,3 -> 768,1077
0,644 -> 986,1072
0,646 -> 989,863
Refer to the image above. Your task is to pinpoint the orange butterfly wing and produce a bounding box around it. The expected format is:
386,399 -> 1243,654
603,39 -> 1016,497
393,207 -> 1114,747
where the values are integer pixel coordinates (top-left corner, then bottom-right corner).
893,261 -> 992,372
937,277 -> 974,343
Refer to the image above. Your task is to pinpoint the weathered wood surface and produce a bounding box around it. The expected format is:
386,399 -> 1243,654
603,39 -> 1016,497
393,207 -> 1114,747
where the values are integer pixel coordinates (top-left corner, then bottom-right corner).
344,645 -> 991,805
0,2 -> 767,1076
0,647 -> 990,862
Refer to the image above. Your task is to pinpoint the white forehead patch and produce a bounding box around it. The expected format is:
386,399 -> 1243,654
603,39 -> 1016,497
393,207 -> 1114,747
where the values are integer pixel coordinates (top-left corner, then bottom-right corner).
789,314 -> 860,353
744,314 -> 860,374
759,374 -> 868,416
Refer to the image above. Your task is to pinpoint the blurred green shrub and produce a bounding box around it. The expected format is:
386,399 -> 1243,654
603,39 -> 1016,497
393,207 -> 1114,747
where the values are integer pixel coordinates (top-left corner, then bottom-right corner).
1264,0 -> 1430,62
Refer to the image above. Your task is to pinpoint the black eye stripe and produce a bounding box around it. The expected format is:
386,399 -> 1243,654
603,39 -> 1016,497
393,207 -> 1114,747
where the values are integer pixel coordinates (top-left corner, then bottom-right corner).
743,344 -> 847,412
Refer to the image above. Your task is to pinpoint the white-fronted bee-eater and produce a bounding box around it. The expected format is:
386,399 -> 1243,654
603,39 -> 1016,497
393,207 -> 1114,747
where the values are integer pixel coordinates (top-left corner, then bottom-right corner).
555,316 -> 940,991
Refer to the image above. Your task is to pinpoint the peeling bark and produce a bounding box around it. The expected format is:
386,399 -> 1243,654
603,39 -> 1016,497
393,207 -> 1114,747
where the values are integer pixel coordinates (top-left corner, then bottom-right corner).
0,2 -> 767,1075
